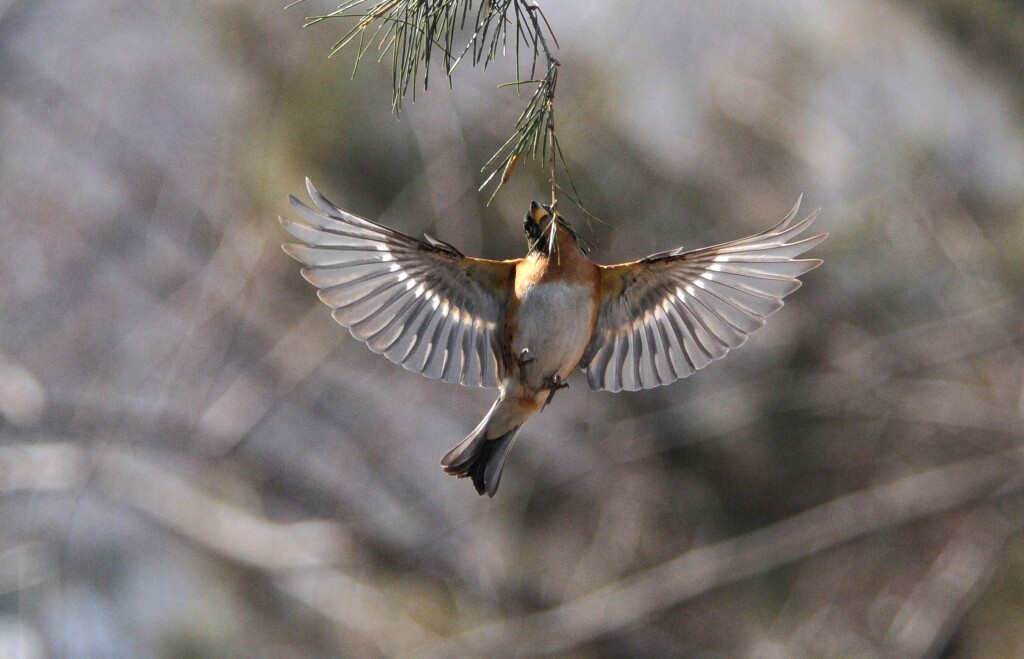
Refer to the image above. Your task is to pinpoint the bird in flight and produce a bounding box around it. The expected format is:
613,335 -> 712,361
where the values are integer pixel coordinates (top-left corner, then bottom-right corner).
281,180 -> 825,497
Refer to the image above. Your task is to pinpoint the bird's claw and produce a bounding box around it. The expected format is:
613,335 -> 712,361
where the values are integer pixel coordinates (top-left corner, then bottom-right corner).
517,348 -> 536,366
542,373 -> 569,410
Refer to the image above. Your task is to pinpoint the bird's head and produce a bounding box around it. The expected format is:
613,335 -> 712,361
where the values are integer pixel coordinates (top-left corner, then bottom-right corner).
524,200 -> 582,255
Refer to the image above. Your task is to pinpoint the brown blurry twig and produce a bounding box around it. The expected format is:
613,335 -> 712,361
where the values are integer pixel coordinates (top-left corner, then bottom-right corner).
882,505 -> 1016,658
424,445 -> 1024,654
0,443 -> 438,653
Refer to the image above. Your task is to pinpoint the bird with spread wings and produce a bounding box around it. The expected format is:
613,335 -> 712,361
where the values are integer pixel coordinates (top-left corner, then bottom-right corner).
282,180 -> 825,496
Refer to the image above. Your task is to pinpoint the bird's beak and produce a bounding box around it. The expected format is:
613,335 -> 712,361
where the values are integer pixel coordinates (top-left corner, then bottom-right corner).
529,200 -> 549,224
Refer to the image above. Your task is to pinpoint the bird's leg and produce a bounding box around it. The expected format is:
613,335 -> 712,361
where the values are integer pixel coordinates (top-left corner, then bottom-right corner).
542,373 -> 569,410
516,348 -> 538,385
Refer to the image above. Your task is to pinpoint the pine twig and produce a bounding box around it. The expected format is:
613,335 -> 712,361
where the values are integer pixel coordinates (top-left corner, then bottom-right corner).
295,0 -> 582,205
298,0 -> 539,112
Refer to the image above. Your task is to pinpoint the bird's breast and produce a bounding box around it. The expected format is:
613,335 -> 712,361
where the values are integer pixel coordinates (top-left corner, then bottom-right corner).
508,278 -> 598,388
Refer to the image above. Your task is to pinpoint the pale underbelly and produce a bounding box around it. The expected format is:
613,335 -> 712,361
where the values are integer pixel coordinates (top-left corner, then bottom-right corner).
511,282 -> 595,389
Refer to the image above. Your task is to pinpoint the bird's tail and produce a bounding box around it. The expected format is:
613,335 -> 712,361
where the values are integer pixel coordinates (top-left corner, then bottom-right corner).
440,399 -> 523,497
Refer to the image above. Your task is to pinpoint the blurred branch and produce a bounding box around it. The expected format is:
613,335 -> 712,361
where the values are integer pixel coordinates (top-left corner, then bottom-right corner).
0,443 -> 438,653
196,304 -> 340,454
425,445 -> 1024,654
277,571 -> 436,654
0,443 -> 347,568
882,505 -> 1017,658
0,543 -> 54,597
797,301 -> 1022,409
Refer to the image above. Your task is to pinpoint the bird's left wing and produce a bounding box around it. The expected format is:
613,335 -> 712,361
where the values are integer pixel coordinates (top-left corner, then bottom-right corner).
281,179 -> 516,387
582,200 -> 825,392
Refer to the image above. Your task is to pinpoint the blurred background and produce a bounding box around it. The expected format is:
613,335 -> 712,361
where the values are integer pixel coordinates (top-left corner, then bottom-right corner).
2,0 -> 1024,656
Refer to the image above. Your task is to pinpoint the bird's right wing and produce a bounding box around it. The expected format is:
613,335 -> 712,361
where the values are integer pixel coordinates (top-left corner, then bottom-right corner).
281,179 -> 517,387
581,199 -> 825,392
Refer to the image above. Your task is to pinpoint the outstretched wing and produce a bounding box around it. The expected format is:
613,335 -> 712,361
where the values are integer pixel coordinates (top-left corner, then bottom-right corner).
582,199 -> 825,392
281,179 -> 516,387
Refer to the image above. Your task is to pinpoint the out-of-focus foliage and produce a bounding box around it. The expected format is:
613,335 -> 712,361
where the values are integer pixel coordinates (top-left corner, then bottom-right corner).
1,0 -> 1023,656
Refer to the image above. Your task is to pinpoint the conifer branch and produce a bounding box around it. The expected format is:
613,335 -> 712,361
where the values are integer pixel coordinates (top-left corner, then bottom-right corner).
296,0 -> 576,203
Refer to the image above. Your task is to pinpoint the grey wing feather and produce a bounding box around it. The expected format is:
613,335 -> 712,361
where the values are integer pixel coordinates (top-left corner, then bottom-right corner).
280,179 -> 512,387
422,232 -> 464,256
583,198 -> 826,392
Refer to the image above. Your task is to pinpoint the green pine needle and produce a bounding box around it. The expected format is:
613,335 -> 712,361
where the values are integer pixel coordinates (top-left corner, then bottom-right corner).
295,0 -> 576,203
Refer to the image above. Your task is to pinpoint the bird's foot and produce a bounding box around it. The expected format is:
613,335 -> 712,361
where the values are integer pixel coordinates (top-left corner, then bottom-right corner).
542,374 -> 569,410
517,349 -> 538,384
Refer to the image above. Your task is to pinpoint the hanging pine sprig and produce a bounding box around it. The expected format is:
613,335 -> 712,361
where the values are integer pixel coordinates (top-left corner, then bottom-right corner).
481,57 -> 557,201
294,0 -> 576,203
478,2 -> 572,205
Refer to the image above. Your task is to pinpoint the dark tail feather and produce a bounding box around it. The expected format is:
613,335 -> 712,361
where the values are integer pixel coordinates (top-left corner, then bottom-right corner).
441,411 -> 522,497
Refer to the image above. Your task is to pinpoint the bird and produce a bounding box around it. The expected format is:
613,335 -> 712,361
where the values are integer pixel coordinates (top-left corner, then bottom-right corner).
280,179 -> 825,497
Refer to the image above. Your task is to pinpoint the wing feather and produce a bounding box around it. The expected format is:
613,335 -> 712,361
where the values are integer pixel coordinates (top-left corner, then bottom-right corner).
583,201 -> 825,392
281,179 -> 516,387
